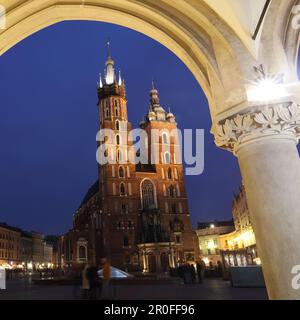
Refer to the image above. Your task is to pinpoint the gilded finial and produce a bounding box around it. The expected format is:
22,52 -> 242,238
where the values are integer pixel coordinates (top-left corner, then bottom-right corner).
106,38 -> 111,58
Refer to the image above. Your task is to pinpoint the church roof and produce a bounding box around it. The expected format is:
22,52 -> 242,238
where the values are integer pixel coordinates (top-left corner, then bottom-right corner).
79,180 -> 99,208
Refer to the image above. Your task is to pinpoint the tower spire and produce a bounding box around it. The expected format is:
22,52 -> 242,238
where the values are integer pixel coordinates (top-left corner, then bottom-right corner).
150,81 -> 160,106
98,73 -> 103,88
105,39 -> 115,85
152,80 -> 155,90
118,70 -> 122,86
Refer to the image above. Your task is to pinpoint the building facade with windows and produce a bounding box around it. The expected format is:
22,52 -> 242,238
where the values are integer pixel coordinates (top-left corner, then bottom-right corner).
0,223 -> 21,268
196,221 -> 234,267
59,48 -> 197,273
219,186 -> 258,268
0,224 -> 54,269
20,231 -> 33,269
195,186 -> 259,272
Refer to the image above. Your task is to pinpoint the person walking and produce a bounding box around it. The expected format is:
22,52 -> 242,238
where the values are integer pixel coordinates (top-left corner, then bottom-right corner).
87,264 -> 98,300
101,258 -> 111,300
196,260 -> 206,284
190,264 -> 196,284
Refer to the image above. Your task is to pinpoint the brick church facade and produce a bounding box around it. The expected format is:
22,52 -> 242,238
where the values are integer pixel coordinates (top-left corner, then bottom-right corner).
59,47 -> 197,273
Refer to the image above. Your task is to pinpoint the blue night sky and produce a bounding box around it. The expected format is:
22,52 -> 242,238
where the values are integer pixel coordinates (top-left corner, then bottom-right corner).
0,21 -> 242,235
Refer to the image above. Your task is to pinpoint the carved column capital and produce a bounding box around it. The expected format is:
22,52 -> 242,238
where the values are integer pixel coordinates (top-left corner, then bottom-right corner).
212,103 -> 300,154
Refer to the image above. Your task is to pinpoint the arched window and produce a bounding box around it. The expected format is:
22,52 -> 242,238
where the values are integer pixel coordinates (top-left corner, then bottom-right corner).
169,185 -> 175,198
79,246 -> 86,259
168,168 -> 172,180
120,182 -> 126,196
171,203 -> 177,214
116,120 -> 120,131
164,152 -> 171,164
116,134 -> 120,145
119,166 -> 125,178
115,100 -> 119,117
105,100 -> 110,118
123,235 -> 129,248
162,132 -> 169,144
141,179 -> 156,209
121,203 -> 128,214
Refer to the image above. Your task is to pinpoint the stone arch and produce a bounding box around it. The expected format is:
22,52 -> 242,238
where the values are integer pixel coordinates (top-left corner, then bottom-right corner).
2,0 -> 299,300
0,0 -> 256,119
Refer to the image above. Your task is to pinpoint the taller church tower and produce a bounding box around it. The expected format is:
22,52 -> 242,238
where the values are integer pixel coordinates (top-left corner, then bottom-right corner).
97,43 -> 137,267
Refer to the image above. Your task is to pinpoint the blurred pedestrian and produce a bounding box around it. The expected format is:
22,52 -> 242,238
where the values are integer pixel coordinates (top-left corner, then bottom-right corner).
101,258 -> 112,300
196,260 -> 206,284
190,264 -> 196,284
87,264 -> 98,300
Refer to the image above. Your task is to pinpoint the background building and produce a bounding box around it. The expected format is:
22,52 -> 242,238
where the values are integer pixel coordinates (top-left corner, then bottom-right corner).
0,224 -> 54,270
219,186 -> 258,268
0,223 -> 21,268
20,231 -> 33,269
196,186 -> 259,271
31,232 -> 44,269
196,220 -> 234,267
44,235 -> 59,267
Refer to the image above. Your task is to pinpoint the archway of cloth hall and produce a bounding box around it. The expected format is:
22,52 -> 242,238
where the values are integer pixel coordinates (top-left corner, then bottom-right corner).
1,0 -> 300,299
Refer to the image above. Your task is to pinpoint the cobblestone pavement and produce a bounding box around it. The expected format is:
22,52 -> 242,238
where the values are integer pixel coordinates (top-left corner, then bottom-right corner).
0,278 -> 268,300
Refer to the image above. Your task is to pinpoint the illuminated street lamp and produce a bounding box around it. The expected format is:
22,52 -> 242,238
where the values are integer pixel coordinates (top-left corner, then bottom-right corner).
247,65 -> 290,102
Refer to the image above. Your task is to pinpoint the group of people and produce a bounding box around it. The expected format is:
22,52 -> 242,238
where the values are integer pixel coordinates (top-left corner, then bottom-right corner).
81,258 -> 112,300
177,260 -> 206,284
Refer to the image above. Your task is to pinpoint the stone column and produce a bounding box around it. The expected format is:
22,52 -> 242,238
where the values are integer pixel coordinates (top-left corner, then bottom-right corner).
214,102 -> 300,300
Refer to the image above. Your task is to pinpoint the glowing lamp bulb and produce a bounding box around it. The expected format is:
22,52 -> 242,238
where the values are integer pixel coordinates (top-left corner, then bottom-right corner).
247,78 -> 290,102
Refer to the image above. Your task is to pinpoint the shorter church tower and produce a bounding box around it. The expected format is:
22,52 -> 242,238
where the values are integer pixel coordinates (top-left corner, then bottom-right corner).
137,85 -> 196,273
